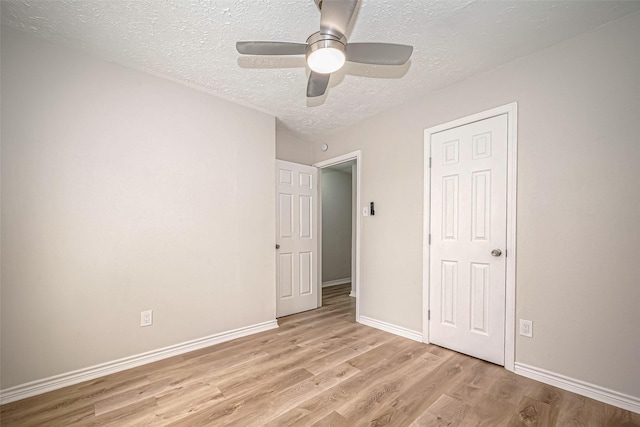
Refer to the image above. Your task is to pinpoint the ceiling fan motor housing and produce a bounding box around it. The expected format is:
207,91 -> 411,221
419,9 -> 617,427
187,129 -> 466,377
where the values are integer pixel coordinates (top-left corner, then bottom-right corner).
305,32 -> 346,57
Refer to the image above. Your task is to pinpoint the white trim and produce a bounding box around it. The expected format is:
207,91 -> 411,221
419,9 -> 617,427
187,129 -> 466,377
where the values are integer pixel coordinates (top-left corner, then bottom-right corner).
515,362 -> 640,414
422,124 -> 432,344
314,151 -> 361,168
504,103 -> 518,371
0,320 -> 278,405
314,150 -> 362,320
349,291 -> 356,298
359,316 -> 423,342
422,102 -> 518,372
322,278 -> 351,287
316,169 -> 324,309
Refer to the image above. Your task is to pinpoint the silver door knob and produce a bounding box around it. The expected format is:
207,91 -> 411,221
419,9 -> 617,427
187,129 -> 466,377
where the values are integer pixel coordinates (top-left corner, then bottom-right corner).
491,249 -> 502,257
275,244 -> 280,249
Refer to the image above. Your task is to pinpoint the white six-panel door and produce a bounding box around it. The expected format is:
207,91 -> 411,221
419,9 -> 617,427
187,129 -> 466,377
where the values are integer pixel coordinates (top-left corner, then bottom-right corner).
276,160 -> 318,318
429,114 -> 508,365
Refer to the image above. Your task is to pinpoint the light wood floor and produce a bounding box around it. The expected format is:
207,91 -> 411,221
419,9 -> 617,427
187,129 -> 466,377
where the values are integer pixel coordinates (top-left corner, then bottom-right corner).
1,284 -> 638,426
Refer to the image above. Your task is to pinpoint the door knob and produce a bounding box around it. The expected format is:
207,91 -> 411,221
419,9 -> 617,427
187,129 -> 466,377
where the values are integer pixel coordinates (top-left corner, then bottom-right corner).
491,249 -> 502,257
276,244 -> 280,249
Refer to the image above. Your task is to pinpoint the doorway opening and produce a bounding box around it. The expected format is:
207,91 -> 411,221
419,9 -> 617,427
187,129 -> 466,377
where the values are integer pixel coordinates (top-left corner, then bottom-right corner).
315,151 -> 362,322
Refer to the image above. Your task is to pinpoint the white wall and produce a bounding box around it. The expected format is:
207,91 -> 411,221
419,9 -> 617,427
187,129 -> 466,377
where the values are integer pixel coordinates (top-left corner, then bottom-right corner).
312,12 -> 640,399
0,28 -> 276,389
321,168 -> 352,283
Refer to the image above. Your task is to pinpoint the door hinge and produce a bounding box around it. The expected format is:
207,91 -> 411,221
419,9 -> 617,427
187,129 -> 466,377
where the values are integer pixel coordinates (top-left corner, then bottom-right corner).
429,157 -> 432,168
428,234 -> 431,245
505,250 -> 507,258
428,309 -> 431,321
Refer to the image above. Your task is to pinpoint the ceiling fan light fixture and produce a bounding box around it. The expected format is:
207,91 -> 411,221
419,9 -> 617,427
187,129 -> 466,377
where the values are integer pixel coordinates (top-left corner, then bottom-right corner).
306,38 -> 346,74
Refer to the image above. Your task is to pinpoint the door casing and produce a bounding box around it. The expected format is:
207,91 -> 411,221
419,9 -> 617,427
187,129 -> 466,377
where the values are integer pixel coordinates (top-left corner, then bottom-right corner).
423,103 -> 518,371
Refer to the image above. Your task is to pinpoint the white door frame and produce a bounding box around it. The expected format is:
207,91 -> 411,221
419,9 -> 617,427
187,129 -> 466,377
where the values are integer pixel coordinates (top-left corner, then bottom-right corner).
314,150 -> 362,322
422,103 -> 518,371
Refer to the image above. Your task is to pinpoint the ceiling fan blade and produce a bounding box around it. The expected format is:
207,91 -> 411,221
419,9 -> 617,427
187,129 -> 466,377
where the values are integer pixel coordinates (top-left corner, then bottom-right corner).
319,0 -> 359,38
345,43 -> 413,65
307,71 -> 331,97
236,41 -> 307,55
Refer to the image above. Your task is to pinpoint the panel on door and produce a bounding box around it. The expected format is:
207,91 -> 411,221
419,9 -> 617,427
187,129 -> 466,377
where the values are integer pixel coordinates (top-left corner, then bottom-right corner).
429,114 -> 508,365
276,160 -> 318,317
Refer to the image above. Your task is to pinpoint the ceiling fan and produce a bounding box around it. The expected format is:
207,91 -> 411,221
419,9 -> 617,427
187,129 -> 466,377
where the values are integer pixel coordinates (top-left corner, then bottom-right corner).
236,0 -> 413,98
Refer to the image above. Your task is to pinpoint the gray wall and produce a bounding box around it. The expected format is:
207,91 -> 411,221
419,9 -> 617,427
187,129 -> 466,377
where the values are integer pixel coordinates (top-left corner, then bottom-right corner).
321,168 -> 352,283
1,29 -> 276,389
276,124 -> 313,165
312,12 -> 640,399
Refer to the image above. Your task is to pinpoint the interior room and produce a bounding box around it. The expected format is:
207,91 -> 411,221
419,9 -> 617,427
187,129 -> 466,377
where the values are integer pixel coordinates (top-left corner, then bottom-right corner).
1,1 -> 639,425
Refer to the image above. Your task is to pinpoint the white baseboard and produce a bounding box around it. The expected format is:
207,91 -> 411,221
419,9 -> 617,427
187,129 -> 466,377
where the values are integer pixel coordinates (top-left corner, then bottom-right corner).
0,320 -> 278,405
322,278 -> 351,288
514,362 -> 640,414
349,291 -> 356,298
359,315 -> 422,342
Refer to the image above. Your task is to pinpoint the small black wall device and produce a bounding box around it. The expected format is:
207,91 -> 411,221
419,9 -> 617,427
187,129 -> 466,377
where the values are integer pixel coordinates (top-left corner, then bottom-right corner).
370,202 -> 375,216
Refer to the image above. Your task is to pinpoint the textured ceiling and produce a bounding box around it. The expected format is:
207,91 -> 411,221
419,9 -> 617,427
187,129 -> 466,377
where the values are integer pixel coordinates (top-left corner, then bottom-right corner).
2,0 -> 640,138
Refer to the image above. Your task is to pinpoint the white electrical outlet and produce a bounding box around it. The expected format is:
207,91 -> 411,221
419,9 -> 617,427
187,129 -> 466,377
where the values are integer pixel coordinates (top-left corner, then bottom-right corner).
141,310 -> 153,327
363,207 -> 369,216
519,319 -> 533,337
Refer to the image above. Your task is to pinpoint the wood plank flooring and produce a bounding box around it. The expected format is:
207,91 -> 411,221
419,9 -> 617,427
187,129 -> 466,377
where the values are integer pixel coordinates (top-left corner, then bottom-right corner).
1,284 -> 638,426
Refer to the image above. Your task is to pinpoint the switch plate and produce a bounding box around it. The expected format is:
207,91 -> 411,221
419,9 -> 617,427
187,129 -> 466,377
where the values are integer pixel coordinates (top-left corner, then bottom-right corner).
363,207 -> 369,216
519,319 -> 533,337
141,310 -> 153,327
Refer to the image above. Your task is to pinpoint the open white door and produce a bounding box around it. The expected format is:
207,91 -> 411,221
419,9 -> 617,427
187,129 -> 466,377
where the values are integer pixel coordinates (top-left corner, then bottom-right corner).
276,160 -> 318,317
429,114 -> 508,365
